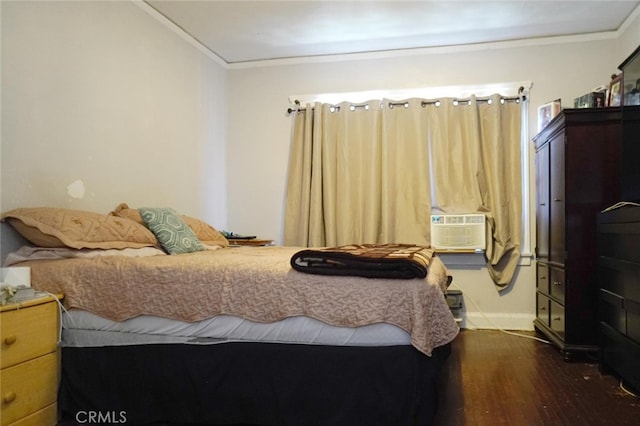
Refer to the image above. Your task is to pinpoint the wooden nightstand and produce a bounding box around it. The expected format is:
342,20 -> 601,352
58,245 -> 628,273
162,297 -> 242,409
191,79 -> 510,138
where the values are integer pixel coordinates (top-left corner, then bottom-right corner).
1,294 -> 62,426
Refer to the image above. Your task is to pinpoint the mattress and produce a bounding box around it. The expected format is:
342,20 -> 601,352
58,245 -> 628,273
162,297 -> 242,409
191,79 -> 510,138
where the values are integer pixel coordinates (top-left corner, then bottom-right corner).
14,245 -> 458,355
61,309 -> 412,348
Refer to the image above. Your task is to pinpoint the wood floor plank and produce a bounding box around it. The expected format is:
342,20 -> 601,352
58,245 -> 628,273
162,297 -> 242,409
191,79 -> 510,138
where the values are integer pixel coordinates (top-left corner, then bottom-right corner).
434,329 -> 640,426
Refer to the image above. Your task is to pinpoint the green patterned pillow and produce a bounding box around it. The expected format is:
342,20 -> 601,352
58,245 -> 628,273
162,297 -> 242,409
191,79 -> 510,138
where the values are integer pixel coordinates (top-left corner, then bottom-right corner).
139,207 -> 205,255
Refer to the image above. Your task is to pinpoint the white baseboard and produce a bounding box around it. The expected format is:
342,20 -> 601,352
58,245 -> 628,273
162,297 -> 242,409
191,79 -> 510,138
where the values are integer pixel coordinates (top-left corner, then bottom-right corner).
458,312 -> 535,331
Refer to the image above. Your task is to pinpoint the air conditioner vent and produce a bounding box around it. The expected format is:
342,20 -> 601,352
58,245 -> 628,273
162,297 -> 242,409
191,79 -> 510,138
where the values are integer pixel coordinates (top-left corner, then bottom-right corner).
430,214 -> 486,251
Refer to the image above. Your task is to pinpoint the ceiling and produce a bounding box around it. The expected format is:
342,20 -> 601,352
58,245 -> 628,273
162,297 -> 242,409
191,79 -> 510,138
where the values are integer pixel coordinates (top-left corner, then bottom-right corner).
145,1 -> 640,65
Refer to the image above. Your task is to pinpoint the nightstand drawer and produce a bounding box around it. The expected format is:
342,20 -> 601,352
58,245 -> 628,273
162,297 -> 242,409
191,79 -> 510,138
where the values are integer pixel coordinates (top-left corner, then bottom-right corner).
0,352 -> 57,426
7,403 -> 56,426
1,300 -> 58,369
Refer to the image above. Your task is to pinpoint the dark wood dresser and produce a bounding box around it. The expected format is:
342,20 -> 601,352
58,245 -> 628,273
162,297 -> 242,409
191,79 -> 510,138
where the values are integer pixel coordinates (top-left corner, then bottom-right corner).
597,205 -> 640,392
533,108 -> 622,359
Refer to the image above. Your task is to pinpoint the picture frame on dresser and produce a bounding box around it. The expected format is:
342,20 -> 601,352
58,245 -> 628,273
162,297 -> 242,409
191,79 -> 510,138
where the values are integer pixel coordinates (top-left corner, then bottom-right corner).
609,74 -> 623,107
537,98 -> 561,132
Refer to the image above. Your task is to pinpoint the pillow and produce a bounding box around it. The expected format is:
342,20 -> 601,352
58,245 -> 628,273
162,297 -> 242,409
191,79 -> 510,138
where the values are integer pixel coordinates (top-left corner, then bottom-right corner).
110,203 -> 144,224
138,207 -> 205,255
1,207 -> 158,249
181,216 -> 229,247
110,203 -> 229,247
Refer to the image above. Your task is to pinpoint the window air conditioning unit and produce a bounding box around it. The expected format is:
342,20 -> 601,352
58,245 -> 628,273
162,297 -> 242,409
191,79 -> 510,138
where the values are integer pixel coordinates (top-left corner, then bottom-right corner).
430,214 -> 486,251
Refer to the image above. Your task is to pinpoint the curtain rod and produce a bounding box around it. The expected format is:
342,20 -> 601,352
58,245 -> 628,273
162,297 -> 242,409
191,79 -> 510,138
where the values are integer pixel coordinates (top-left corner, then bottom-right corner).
287,88 -> 526,114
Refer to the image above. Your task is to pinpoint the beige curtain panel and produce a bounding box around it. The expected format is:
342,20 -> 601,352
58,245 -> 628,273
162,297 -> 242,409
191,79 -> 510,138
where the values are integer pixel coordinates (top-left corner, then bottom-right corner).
284,95 -> 522,290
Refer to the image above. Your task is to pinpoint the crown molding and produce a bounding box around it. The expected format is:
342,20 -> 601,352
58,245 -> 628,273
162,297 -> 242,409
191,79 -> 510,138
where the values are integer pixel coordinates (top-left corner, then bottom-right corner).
133,0 -> 228,69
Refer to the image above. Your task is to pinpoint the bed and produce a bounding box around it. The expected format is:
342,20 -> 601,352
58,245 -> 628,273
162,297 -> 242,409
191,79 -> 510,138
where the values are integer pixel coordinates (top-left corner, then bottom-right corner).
1,206 -> 459,426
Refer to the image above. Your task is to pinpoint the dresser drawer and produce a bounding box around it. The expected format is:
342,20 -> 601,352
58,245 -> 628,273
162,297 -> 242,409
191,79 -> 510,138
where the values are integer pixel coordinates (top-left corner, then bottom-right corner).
599,222 -> 640,264
627,298 -> 640,343
550,300 -> 565,339
1,300 -> 58,369
537,293 -> 550,326
550,267 -> 565,304
537,263 -> 549,294
0,352 -> 57,426
598,288 -> 626,334
598,257 -> 640,303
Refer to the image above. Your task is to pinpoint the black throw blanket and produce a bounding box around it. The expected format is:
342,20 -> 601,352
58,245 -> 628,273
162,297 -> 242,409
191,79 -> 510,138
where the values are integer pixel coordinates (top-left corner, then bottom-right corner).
290,243 -> 434,279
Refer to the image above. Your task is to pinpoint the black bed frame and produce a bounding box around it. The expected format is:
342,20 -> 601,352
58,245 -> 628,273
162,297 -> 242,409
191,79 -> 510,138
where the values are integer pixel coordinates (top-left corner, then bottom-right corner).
58,341 -> 450,425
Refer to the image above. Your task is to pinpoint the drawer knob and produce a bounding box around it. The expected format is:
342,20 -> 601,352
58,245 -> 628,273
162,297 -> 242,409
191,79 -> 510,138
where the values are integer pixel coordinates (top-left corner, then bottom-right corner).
4,335 -> 16,345
3,391 -> 16,404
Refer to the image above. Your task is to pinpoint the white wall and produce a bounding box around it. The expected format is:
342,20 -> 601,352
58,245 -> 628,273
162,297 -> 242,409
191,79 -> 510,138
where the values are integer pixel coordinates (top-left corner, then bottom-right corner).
1,0 -> 228,227
618,7 -> 640,65
227,18 -> 640,329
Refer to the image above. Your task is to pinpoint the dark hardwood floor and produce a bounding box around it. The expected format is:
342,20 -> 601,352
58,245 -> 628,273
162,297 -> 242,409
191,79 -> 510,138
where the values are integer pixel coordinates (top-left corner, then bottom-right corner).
434,329 -> 640,426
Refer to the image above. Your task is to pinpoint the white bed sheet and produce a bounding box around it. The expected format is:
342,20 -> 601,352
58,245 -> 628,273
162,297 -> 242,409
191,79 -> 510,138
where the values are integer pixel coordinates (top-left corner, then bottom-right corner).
62,309 -> 412,348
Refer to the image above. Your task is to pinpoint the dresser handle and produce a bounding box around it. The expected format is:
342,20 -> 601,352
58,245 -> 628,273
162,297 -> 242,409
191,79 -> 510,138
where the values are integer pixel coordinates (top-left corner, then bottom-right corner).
553,317 -> 562,321
3,392 -> 16,404
553,281 -> 562,286
4,335 -> 16,345
553,198 -> 563,202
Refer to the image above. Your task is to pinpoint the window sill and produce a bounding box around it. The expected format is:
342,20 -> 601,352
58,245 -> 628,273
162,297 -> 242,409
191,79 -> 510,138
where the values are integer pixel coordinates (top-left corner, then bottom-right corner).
436,250 -> 532,267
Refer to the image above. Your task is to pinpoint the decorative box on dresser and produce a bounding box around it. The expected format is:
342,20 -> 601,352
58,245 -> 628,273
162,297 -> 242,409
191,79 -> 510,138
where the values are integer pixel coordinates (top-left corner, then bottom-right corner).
0,295 -> 62,426
598,205 -> 640,393
533,108 -> 622,359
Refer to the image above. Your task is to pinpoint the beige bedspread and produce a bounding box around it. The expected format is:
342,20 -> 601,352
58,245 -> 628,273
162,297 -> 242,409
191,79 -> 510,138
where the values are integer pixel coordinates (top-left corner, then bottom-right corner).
17,246 -> 458,355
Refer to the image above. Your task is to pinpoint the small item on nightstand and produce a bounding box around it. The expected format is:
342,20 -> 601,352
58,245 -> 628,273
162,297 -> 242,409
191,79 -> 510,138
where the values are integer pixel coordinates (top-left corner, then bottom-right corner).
1,285 -> 38,305
220,230 -> 256,240
9,286 -> 37,303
